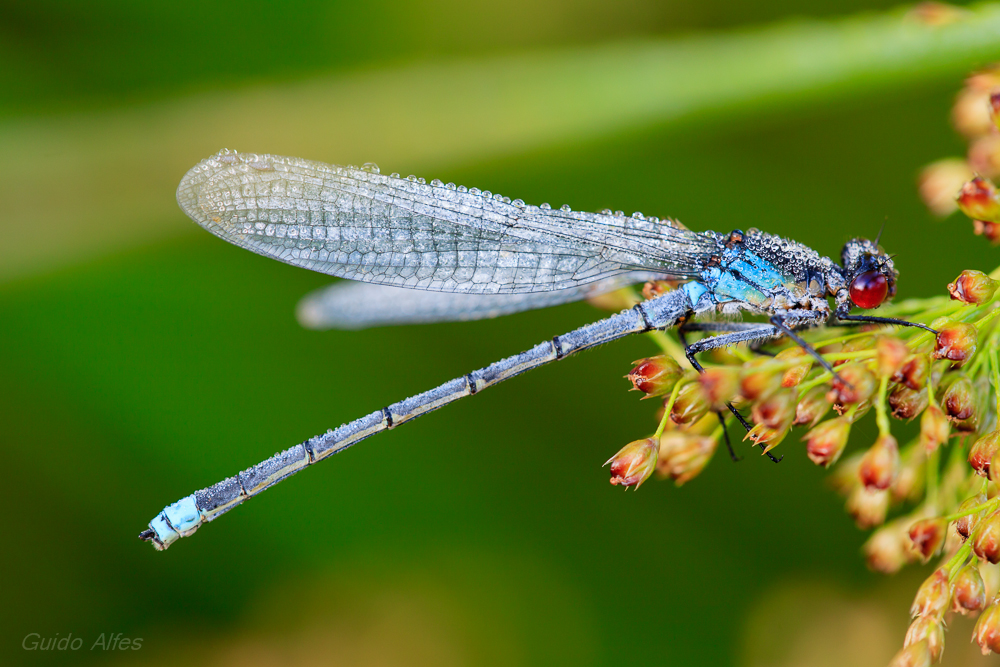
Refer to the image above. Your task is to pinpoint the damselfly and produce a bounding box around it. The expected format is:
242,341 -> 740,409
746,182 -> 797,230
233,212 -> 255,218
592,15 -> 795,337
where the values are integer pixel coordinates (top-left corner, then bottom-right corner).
140,149 -> 931,550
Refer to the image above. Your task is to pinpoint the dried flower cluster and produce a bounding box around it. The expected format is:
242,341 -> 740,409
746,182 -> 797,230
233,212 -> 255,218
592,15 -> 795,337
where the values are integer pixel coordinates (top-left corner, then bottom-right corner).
600,66 -> 1000,664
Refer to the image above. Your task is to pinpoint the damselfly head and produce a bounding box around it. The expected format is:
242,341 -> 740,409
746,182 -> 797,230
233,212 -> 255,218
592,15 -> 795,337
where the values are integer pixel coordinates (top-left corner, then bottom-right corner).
840,238 -> 898,310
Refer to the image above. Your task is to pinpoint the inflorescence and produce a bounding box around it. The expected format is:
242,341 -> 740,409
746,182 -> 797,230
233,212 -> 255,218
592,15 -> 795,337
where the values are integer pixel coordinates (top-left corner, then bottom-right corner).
602,64 -> 1000,664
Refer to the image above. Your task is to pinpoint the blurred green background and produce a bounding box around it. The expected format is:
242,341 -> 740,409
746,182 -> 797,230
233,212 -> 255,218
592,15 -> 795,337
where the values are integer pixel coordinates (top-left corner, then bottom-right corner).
3,1 -> 1000,665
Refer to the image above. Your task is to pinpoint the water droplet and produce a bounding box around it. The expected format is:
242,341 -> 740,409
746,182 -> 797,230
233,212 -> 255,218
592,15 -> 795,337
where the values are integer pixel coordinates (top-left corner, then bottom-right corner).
469,187 -> 481,195
446,182 -> 457,190
482,191 -> 492,198
512,199 -> 525,207
747,227 -> 760,234
648,216 -> 659,223
417,177 -> 426,185
600,208 -> 612,215
560,204 -> 571,212
457,185 -> 468,193
390,172 -> 400,178
540,202 -> 551,210
632,212 -> 644,219
431,179 -> 443,187
362,162 -> 380,173
614,210 -> 624,217
407,175 -> 417,182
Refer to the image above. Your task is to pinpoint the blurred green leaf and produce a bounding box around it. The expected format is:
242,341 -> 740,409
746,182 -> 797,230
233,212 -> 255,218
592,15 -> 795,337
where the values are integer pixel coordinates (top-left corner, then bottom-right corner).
4,2 -> 1000,283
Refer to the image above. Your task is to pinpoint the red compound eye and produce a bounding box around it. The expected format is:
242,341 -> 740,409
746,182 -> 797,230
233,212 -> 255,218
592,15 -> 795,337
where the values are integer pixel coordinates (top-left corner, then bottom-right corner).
849,271 -> 888,309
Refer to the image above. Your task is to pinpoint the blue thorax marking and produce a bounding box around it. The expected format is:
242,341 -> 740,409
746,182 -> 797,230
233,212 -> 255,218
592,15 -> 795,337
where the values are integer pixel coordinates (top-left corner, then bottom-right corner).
683,245 -> 792,310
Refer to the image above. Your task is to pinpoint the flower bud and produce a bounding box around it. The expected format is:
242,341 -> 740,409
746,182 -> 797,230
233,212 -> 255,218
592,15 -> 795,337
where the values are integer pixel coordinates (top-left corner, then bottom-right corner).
940,373 -> 975,421
991,447 -> 1000,485
974,219 -> 1000,244
969,430 -> 1000,477
903,616 -> 945,663
908,518 -> 947,562
864,522 -> 912,573
887,641 -> 931,667
858,434 -> 899,491
948,271 -> 1000,305
627,355 -> 683,398
606,437 -> 658,489
955,492 -> 988,539
670,382 -> 710,425
847,487 -> 889,529
876,336 -> 909,378
910,567 -> 952,618
973,597 -> 1000,655
919,158 -> 974,216
640,280 -> 674,301
957,176 -> 1000,222
803,417 -> 851,467
698,366 -> 740,411
919,405 -> 950,453
953,563 -> 988,614
969,133 -> 1000,179
953,67 -> 1000,137
775,347 -> 812,387
739,358 -> 783,402
933,322 -> 978,367
893,355 -> 929,391
827,363 -> 876,405
973,510 -> 1000,564
751,388 -> 796,430
793,385 -> 832,428
656,431 -> 717,486
745,422 -> 789,454
888,384 -> 928,421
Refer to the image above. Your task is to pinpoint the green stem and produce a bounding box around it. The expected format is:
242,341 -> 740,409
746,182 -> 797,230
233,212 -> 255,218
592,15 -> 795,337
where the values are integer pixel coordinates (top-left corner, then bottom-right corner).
875,374 -> 890,436
654,381 -> 684,439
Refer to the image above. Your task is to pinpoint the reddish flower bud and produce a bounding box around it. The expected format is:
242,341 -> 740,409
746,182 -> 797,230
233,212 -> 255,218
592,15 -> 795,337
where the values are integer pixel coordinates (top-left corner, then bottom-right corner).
656,431 -> 717,486
858,434 -> 900,491
953,66 -> 1000,138
973,219 -> 1000,244
876,336 -> 909,378
803,417 -> 851,467
974,510 -> 1000,564
904,615 -> 945,663
745,421 -> 790,454
847,487 -> 889,529
953,564 -> 988,614
955,493 -> 988,539
827,363 -> 876,405
775,347 -> 812,387
887,641 -> 931,667
940,373 -> 976,421
864,523 -> 912,573
908,518 -> 947,562
751,388 -> 796,430
973,597 -> 1000,655
888,384 -> 928,421
627,355 -> 683,398
793,385 -> 832,428
893,447 -> 927,504
918,158 -> 974,216
670,382 -> 710,425
698,366 -> 740,411
969,134 -> 1000,179
893,355 -> 929,391
919,405 -> 950,453
933,322 -> 978,367
640,280 -> 675,301
739,358 -> 783,402
957,176 -> 1000,222
911,567 -> 952,618
953,271 -> 1000,306
970,430 -> 1000,477
606,437 -> 658,489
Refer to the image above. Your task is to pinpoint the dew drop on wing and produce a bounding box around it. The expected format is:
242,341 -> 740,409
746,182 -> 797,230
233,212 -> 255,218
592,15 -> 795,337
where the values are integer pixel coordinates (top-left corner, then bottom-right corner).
431,179 -> 443,186
362,162 -> 380,173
